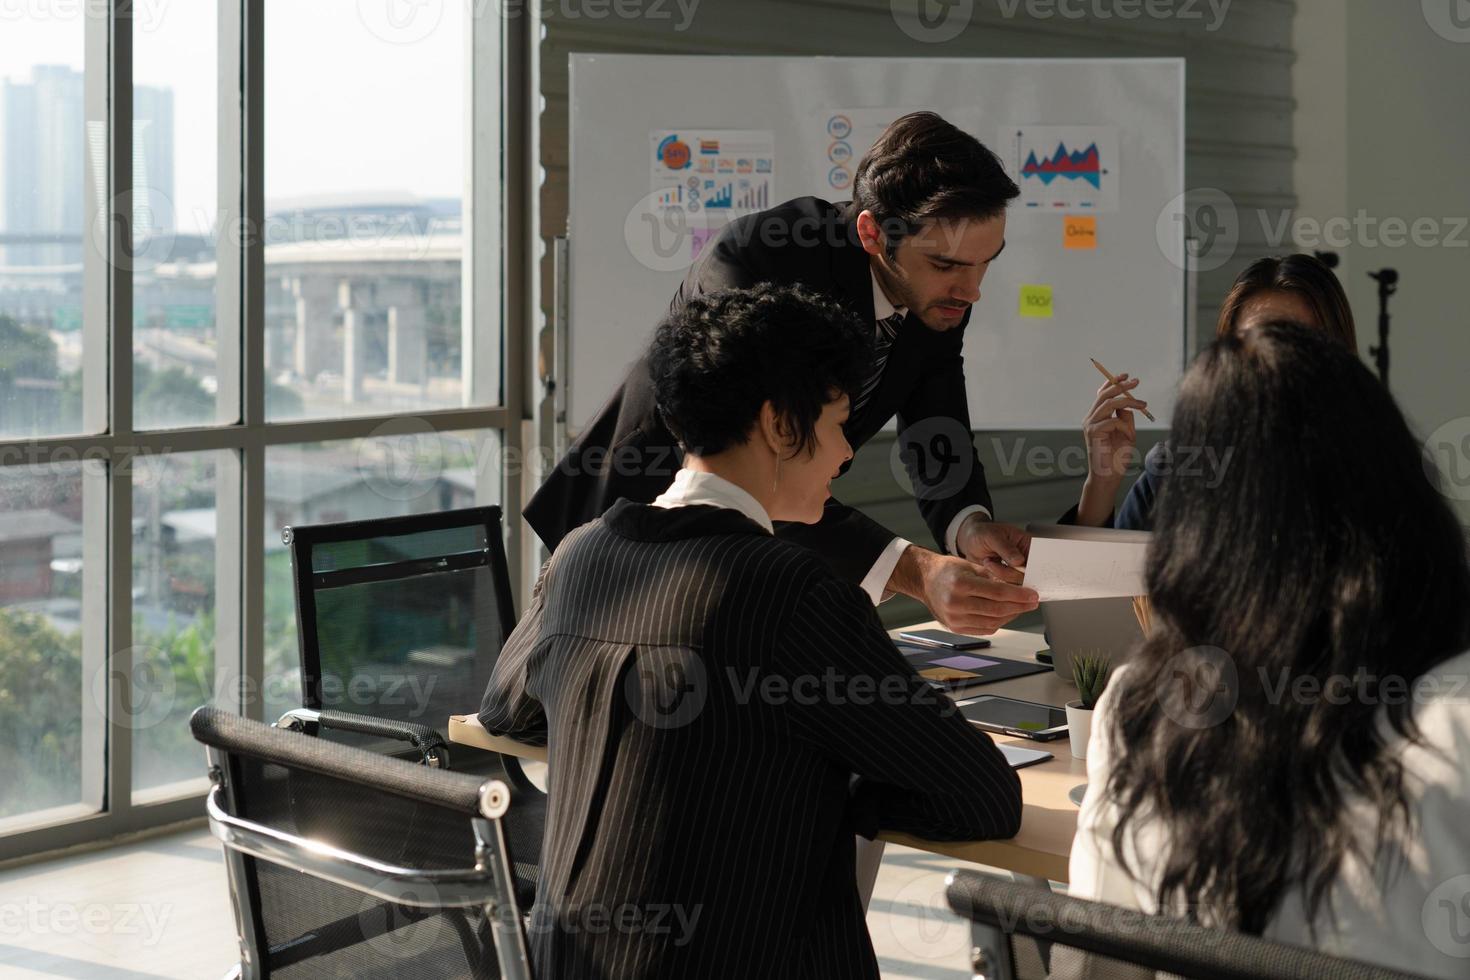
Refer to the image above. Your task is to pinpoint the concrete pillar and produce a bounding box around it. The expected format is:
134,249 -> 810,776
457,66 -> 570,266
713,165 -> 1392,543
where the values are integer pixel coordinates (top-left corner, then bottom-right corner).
341,280 -> 367,405
387,303 -> 427,386
291,276 -> 338,380
370,280 -> 429,388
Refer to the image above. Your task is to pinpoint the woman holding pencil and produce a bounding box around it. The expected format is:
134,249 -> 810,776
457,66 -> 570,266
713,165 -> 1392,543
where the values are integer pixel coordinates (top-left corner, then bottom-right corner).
1073,253 -> 1359,529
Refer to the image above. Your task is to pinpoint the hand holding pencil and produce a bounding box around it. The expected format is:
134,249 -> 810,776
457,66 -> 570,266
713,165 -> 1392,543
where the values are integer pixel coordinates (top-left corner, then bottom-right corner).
1090,357 -> 1155,422
1081,357 -> 1150,484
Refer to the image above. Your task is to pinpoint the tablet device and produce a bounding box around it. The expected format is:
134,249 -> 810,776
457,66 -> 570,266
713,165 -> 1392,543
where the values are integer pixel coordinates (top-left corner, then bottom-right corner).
956,695 -> 1069,741
895,641 -> 1053,691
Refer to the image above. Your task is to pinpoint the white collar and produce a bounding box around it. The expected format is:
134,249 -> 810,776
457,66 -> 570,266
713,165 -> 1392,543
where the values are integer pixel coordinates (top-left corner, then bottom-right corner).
870,265 -> 906,322
651,468 -> 774,534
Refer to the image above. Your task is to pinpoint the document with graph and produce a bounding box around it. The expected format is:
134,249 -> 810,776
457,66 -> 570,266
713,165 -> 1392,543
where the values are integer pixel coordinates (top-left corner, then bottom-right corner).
1023,535 -> 1148,601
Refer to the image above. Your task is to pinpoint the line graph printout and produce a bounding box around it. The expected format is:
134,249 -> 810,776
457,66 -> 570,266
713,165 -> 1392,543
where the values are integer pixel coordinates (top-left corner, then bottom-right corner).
1001,125 -> 1120,212
1022,535 -> 1148,601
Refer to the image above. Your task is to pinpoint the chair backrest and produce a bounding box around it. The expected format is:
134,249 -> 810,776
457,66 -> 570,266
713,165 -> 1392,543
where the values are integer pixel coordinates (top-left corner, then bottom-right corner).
945,869 -> 1434,980
284,507 -> 517,745
192,706 -> 531,980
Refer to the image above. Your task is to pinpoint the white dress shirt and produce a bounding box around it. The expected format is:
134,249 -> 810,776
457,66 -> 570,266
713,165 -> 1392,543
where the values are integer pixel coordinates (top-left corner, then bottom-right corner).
651,468 -> 774,534
1068,652 -> 1470,979
866,270 -> 992,602
648,465 -> 896,606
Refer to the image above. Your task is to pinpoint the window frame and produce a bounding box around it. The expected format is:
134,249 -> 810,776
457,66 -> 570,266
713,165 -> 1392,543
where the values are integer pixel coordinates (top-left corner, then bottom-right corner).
0,0 -> 532,859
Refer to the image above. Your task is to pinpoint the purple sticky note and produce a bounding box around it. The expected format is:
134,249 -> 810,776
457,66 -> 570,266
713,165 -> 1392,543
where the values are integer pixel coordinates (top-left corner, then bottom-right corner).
931,654 -> 1002,671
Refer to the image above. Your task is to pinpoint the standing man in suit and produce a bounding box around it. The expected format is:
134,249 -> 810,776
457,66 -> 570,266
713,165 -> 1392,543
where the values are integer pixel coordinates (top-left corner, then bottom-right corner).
528,111 -> 1134,633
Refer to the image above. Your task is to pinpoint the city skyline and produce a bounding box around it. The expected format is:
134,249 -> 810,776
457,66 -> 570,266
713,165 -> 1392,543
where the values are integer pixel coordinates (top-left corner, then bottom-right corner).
0,2 -> 464,233
0,65 -> 174,267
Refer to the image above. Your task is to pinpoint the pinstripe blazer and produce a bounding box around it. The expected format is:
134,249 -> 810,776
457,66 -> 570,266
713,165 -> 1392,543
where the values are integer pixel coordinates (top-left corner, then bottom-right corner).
480,499 -> 1023,979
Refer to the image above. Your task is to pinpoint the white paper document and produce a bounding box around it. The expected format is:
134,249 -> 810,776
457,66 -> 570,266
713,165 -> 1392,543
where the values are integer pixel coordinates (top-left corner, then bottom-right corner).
1022,536 -> 1149,602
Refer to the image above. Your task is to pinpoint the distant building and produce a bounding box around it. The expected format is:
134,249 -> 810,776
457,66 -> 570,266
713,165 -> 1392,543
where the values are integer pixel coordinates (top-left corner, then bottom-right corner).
0,65 -> 174,269
0,508 -> 80,603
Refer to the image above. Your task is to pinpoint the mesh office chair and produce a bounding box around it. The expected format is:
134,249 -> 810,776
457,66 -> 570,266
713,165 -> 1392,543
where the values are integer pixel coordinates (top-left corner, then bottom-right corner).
193,706 -> 533,980
945,869 -> 1434,980
282,507 -> 516,754
282,506 -> 544,902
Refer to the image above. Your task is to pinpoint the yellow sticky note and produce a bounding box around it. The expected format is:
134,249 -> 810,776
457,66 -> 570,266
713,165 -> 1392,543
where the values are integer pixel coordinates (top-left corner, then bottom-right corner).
1020,284 -> 1054,318
1064,215 -> 1097,249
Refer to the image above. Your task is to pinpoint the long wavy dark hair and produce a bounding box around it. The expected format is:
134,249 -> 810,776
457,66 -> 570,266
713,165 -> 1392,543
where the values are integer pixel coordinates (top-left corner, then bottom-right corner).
1105,323 -> 1470,934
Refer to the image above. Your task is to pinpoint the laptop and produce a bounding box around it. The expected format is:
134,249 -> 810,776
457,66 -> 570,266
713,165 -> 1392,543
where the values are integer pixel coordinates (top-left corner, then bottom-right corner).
1025,522 -> 1151,685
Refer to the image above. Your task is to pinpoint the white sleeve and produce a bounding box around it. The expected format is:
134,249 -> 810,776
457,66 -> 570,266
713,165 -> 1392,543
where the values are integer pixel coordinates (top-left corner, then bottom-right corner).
858,537 -> 912,606
944,505 -> 993,556
1067,670 -> 1152,911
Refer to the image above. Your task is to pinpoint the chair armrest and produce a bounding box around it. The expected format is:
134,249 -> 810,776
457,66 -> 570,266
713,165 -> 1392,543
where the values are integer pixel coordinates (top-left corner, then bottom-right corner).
206,782 -> 505,906
275,708 -> 450,768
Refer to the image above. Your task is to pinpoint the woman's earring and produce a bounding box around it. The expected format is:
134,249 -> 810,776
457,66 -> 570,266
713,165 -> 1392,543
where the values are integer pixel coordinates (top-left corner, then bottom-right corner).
772,451 -> 782,493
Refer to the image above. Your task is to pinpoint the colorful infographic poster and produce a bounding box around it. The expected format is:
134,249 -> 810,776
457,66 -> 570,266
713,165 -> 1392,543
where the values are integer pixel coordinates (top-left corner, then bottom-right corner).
650,130 -> 775,215
818,108 -> 928,195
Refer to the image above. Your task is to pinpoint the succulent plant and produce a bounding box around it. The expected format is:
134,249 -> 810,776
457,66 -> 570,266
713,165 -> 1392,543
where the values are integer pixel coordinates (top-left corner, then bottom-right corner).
1072,655 -> 1111,710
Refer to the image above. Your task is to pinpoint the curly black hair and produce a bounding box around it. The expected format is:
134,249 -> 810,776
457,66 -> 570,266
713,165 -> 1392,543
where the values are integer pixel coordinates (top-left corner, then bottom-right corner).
649,284 -> 873,458
849,111 -> 1020,255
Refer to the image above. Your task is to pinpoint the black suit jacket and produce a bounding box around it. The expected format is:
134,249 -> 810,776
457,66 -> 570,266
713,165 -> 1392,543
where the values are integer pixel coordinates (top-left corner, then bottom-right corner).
524,196 -> 995,584
480,500 -> 1022,979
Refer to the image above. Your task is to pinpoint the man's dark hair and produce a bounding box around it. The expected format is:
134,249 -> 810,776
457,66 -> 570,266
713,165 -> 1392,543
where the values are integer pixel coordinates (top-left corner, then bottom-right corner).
849,111 -> 1020,255
649,284 -> 872,458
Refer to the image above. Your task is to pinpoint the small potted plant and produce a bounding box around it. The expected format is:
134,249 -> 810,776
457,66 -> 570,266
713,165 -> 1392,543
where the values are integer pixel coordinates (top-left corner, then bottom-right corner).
1066,656 -> 1111,760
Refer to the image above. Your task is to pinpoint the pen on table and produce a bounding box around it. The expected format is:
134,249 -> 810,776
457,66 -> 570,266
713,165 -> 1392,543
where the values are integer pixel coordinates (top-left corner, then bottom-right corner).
1090,357 -> 1156,422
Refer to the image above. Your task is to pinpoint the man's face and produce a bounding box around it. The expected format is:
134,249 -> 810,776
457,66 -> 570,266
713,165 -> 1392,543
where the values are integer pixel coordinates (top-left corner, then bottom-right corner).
859,211 -> 1007,332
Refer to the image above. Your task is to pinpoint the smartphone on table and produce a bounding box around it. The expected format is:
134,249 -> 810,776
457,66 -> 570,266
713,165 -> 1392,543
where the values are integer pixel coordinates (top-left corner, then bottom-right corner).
897,628 -> 992,650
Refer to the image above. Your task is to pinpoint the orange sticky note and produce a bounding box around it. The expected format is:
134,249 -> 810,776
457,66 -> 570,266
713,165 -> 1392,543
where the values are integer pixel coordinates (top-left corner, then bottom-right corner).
920,667 -> 979,682
1064,215 -> 1098,250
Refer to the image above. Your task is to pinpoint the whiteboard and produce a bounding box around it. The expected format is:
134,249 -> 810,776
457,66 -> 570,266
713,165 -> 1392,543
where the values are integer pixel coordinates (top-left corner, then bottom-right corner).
567,55 -> 1185,431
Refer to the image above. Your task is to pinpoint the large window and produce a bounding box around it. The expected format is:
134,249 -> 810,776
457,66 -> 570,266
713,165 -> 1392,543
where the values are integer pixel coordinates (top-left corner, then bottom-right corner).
263,4 -> 469,421
0,3 -> 519,854
0,11 -> 88,437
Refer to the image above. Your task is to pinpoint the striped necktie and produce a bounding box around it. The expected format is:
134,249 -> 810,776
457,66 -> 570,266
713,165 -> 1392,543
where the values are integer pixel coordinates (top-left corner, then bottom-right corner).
853,309 -> 905,416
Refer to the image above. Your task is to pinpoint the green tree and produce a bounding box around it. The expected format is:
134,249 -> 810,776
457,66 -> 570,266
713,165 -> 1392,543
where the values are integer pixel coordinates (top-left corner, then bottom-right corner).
0,609 -> 83,818
135,362 -> 213,426
131,610 -> 218,790
0,313 -> 60,384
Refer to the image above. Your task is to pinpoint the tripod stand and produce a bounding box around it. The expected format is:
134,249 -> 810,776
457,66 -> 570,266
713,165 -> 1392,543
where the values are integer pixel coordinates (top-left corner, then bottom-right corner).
1368,268 -> 1398,387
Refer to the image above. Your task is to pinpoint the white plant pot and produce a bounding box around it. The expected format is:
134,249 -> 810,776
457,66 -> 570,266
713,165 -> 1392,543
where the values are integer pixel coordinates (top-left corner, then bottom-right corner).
1065,700 -> 1094,760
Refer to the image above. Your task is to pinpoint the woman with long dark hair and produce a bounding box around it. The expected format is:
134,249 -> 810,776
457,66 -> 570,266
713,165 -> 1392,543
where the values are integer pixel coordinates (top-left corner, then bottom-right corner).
1068,323 -> 1470,977
1075,253 -> 1359,528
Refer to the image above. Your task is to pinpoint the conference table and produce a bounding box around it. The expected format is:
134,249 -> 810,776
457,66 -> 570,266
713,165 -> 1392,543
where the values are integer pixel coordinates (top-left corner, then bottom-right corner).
448,622 -> 1084,884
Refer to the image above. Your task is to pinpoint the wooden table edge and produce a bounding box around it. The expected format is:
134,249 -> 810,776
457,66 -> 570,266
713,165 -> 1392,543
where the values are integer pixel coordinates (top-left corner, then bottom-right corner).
446,624 -> 1081,883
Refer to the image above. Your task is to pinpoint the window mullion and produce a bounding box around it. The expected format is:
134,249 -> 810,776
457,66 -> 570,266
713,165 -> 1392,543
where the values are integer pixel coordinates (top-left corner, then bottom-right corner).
105,0 -> 135,816
240,0 -> 266,720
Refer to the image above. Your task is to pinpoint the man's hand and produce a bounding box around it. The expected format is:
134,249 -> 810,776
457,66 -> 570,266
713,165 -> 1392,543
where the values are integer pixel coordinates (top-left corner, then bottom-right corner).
888,543 -> 1039,636
955,514 -> 1031,585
